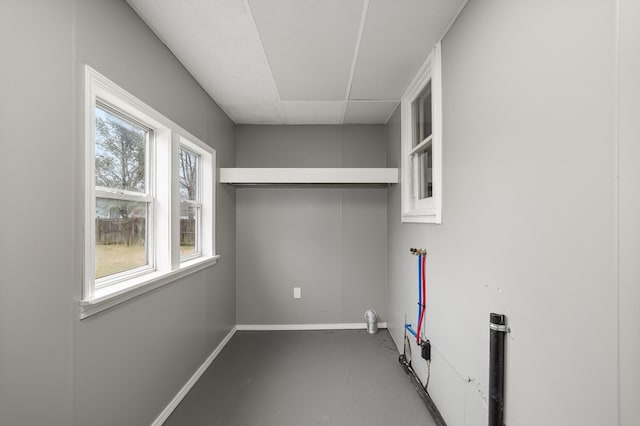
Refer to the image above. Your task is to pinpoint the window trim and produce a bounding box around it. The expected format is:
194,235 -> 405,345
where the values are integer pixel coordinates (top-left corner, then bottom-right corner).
401,42 -> 443,224
82,65 -> 218,318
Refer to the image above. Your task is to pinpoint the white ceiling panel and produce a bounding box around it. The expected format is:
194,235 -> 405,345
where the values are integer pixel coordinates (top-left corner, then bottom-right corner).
127,0 -> 466,124
127,0 -> 279,107
248,0 -> 365,101
344,101 -> 398,124
224,101 -> 286,125
282,101 -> 346,124
349,0 -> 465,100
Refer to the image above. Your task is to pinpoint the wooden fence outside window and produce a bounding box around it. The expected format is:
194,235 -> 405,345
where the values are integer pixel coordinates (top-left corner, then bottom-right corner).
95,218 -> 195,245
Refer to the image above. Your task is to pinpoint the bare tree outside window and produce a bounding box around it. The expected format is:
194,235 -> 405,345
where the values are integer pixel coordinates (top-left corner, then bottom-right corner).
179,148 -> 198,202
95,105 -> 146,191
179,148 -> 200,257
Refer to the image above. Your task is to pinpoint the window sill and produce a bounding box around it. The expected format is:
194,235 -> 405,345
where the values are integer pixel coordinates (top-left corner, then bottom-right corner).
79,254 -> 220,319
402,210 -> 441,224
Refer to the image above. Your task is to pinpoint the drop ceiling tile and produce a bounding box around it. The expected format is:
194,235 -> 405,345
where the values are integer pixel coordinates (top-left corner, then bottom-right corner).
128,0 -> 464,125
282,101 -> 346,124
127,0 -> 279,113
224,101 -> 286,124
344,101 -> 398,124
349,0 -> 465,100
248,0 -> 364,100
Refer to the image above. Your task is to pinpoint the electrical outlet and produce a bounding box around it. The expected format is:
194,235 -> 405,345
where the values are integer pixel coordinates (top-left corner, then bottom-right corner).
293,287 -> 301,299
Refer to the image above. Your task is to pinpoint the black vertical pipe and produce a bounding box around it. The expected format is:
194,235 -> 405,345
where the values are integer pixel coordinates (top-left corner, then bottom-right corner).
489,313 -> 507,426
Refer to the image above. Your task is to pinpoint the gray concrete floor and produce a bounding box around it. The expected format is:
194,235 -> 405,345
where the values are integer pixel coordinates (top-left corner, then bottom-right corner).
165,329 -> 436,426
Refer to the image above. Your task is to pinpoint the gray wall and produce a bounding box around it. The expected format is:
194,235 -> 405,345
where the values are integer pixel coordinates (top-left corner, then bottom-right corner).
619,0 -> 640,423
1,1 -> 75,425
1,1 -> 236,425
387,1 -> 620,425
235,125 -> 387,325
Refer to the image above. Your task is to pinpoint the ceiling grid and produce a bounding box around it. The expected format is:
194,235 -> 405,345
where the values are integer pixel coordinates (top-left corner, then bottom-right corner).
341,0 -> 370,124
127,0 -> 465,125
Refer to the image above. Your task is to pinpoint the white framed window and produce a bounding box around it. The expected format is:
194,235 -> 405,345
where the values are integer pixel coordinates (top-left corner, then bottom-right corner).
178,140 -> 215,262
401,41 -> 442,223
93,101 -> 154,285
82,66 -> 218,318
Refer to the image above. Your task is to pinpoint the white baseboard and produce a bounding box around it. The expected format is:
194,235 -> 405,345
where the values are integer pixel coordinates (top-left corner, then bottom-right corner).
151,326 -> 237,426
236,322 -> 388,331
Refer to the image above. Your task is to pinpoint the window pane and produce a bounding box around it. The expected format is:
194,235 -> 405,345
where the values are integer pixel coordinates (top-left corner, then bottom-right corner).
417,146 -> 433,200
95,198 -> 148,279
179,148 -> 199,201
95,104 -> 148,193
412,80 -> 432,147
180,203 -> 200,258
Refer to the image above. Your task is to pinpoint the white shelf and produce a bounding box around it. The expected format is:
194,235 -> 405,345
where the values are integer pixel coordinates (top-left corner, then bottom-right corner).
220,168 -> 398,186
